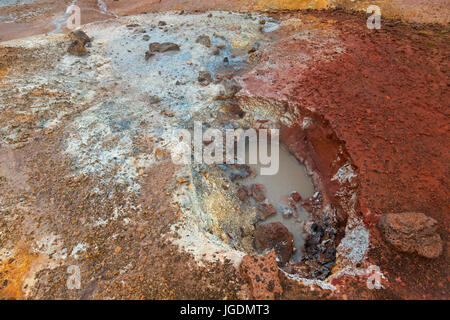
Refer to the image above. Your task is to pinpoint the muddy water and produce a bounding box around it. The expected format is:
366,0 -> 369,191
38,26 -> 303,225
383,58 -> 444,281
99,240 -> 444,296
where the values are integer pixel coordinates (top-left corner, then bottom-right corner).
241,141 -> 315,261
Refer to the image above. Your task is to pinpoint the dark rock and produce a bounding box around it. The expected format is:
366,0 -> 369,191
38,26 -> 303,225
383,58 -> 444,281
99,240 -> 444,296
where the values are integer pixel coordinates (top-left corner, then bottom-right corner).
254,222 -> 294,265
163,109 -> 174,117
196,35 -> 211,47
290,191 -> 302,202
68,39 -> 87,56
250,183 -> 266,202
69,30 -> 91,45
237,185 -> 249,203
240,251 -> 283,299
149,95 -> 160,104
378,212 -> 443,259
212,47 -> 221,55
145,51 -> 155,60
158,21 -> 167,26
198,71 -> 212,86
222,79 -> 242,98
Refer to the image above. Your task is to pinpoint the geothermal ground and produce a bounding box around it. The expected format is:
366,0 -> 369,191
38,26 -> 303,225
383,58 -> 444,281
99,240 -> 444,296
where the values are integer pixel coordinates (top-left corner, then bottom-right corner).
0,1 -> 448,300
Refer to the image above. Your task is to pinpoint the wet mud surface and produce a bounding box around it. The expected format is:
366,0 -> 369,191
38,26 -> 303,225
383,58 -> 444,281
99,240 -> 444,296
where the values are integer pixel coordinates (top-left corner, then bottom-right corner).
0,3 -> 448,300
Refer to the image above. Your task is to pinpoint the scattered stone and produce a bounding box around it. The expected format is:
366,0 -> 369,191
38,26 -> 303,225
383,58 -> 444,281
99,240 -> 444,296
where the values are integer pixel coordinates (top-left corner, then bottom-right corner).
237,185 -> 249,203
303,220 -> 336,279
281,207 -> 293,219
250,184 -> 266,202
212,47 -> 220,55
149,42 -> 180,53
196,35 -> 211,47
198,71 -> 212,86
290,191 -> 302,202
301,198 -> 312,213
240,250 -> 283,299
134,28 -> 147,33
145,42 -> 180,60
254,222 -> 294,265
158,21 -> 167,26
163,109 -> 174,117
257,202 -> 276,220
378,212 -> 443,259
143,35 -> 150,41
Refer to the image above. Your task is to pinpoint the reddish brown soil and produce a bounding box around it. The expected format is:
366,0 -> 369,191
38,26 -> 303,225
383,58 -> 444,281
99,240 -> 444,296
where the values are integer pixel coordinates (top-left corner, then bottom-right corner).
240,9 -> 449,299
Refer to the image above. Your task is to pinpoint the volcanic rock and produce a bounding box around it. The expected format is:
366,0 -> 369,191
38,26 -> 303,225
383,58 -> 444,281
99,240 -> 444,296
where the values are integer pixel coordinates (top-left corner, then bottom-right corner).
149,42 -> 180,53
69,30 -> 91,45
68,39 -> 87,56
145,42 -> 180,60
240,250 -> 283,300
254,222 -> 294,265
196,35 -> 211,47
290,191 -> 302,202
257,202 -> 276,220
303,220 -> 337,280
378,212 -> 443,259
237,185 -> 249,203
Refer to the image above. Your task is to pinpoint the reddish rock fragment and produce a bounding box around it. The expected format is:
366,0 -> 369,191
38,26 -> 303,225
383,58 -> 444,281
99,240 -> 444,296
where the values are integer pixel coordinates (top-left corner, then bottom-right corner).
254,222 -> 294,265
240,250 -> 283,300
250,183 -> 266,202
198,71 -> 212,86
378,212 -> 443,259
